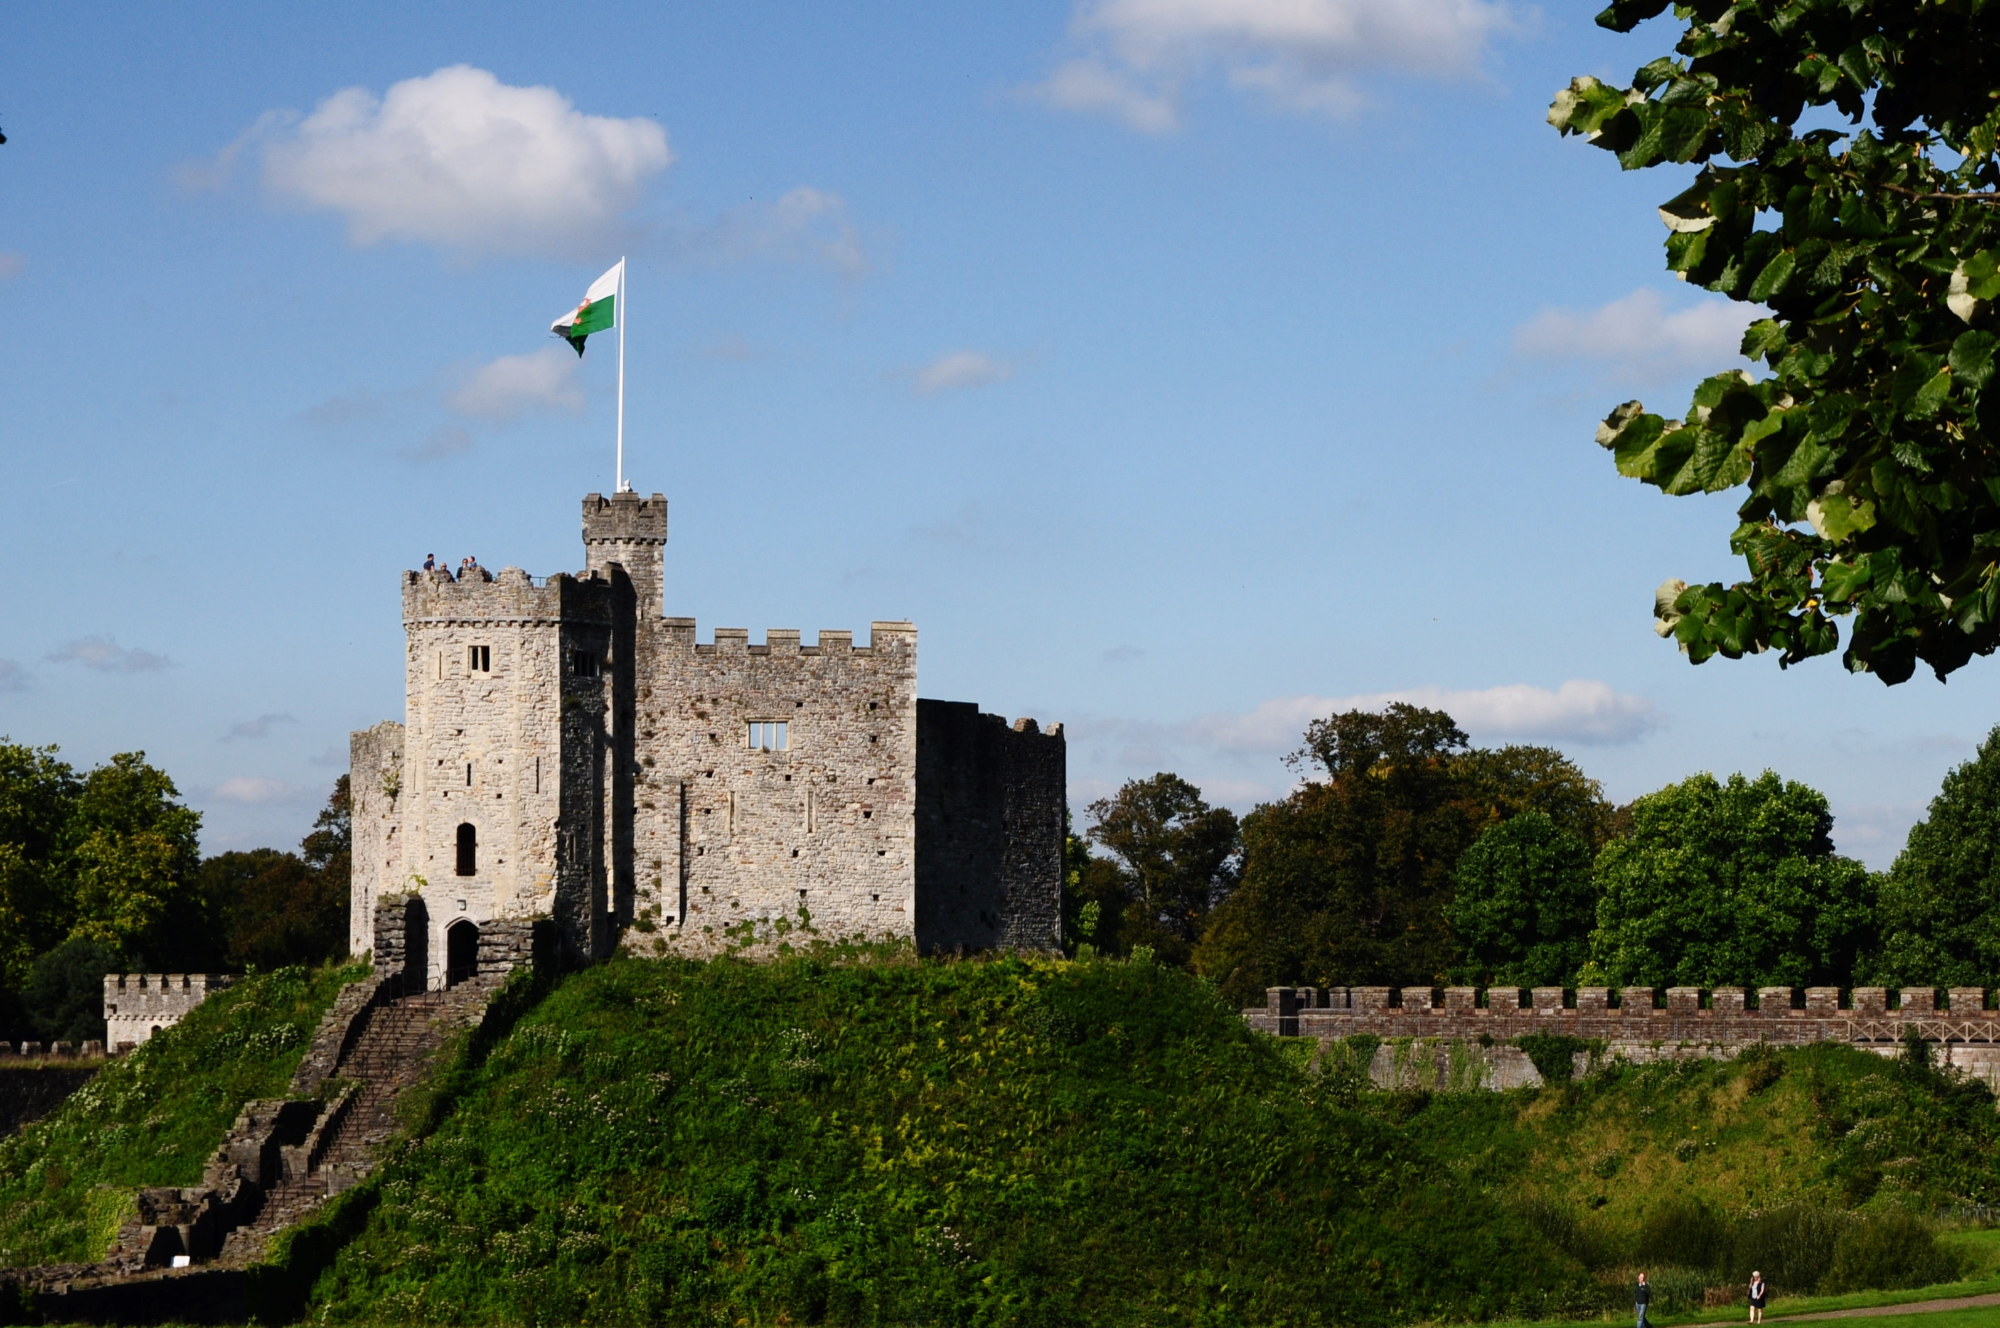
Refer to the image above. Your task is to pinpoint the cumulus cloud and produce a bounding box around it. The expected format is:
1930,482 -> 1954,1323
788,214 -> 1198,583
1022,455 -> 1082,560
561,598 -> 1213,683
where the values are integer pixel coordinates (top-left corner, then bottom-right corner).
253,65 -> 671,257
222,713 -> 296,742
1187,680 -> 1659,752
1030,0 -> 1518,130
448,346 -> 586,422
47,635 -> 170,673
0,659 -> 27,691
209,777 -> 313,806
399,425 -> 473,463
0,253 -> 23,280
912,350 -> 1014,395
1513,288 -> 1763,387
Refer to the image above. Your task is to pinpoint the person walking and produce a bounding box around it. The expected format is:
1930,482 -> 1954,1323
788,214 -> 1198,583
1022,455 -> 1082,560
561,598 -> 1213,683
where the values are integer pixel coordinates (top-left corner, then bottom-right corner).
1749,1271 -> 1767,1324
1635,1272 -> 1651,1328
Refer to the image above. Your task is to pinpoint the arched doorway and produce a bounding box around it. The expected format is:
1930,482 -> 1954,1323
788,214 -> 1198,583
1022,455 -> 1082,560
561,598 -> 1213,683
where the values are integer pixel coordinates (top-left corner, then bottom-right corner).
446,919 -> 479,988
403,894 -> 430,994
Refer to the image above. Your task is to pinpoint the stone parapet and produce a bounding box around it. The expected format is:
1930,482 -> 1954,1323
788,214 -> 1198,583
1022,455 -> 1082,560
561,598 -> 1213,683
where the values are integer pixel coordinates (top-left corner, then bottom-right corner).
103,974 -> 234,1050
1248,984 -> 1995,1045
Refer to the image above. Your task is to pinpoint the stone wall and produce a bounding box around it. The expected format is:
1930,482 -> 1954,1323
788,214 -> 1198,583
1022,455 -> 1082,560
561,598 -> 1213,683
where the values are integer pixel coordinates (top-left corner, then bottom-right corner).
347,721 -> 404,958
354,487 -> 1066,967
914,701 -> 1066,953
1247,983 -> 2000,1045
103,975 -> 234,1050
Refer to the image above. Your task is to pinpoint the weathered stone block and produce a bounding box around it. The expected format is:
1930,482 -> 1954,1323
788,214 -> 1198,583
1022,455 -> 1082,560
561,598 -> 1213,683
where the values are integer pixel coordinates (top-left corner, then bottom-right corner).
1486,987 -> 1522,1011
1444,987 -> 1478,1011
1621,987 -> 1655,1014
1666,987 -> 1700,1013
1852,987 -> 1888,1014
1531,987 -> 1563,1012
1401,987 -> 1434,1012
1900,987 -> 1936,1013
1950,986 -> 1986,1012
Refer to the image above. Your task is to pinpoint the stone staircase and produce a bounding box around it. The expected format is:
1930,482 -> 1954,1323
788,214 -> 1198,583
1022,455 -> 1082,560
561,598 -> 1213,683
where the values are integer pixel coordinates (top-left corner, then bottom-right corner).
4,906 -> 550,1323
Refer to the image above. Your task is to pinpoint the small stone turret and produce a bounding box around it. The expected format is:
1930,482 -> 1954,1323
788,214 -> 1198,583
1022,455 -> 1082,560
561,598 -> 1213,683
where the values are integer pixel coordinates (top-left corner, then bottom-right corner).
582,491 -> 666,618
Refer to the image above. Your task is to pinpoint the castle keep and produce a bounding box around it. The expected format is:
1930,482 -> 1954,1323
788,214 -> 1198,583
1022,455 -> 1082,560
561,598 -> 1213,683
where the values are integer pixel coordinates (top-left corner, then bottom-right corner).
349,490 -> 1065,987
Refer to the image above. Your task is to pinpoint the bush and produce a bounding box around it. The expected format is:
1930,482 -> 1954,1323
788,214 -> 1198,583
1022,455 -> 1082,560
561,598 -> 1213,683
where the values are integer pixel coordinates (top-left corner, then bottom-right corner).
1639,1197 -> 1731,1272
1824,1211 -> 1964,1293
1517,1032 -> 1593,1084
1730,1205 -> 1848,1293
1643,1266 -> 1713,1314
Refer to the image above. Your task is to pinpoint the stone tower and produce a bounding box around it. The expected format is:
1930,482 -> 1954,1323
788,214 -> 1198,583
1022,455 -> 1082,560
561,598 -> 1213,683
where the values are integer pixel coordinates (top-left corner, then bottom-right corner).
350,488 -> 1067,987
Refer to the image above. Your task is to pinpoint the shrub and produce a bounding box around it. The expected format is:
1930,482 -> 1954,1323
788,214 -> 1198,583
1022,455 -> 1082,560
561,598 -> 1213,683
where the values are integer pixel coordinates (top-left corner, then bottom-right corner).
1730,1205 -> 1848,1293
1517,1032 -> 1593,1084
1643,1265 -> 1713,1314
1824,1211 -> 1964,1293
1639,1197 -> 1730,1272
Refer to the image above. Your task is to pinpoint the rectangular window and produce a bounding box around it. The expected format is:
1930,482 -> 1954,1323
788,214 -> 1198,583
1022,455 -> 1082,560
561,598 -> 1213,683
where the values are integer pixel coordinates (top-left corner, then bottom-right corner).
747,721 -> 788,752
468,645 -> 491,672
571,650 -> 599,677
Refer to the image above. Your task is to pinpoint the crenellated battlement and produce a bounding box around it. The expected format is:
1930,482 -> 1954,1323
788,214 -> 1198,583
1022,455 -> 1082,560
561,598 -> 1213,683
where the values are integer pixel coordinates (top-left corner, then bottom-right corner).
657,621 -> 918,657
1247,983 -> 2000,1045
582,490 -> 667,545
400,565 -> 613,625
103,973 -> 235,1050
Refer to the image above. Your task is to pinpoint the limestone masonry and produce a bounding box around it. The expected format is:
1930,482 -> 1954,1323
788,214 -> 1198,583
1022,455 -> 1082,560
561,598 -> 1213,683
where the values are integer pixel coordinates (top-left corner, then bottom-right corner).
102,974 -> 234,1051
350,490 -> 1065,987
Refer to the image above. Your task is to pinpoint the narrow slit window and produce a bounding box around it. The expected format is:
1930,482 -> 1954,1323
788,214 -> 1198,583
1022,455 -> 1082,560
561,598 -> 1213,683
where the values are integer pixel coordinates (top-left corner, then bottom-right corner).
466,763 -> 473,786
456,823 -> 477,876
747,721 -> 789,752
468,645 -> 491,673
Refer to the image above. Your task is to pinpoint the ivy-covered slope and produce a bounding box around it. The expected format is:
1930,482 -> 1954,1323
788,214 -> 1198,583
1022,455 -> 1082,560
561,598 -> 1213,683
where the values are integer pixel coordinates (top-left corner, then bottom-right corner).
0,962 -> 363,1267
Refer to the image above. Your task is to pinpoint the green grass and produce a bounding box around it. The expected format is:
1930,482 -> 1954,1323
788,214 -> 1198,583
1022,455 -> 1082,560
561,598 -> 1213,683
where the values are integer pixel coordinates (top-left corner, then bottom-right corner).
281,951 -> 2000,1327
0,961 -> 364,1268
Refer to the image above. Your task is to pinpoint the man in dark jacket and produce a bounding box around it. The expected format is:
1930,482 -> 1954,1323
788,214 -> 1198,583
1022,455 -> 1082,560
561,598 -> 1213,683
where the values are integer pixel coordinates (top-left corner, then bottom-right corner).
1636,1272 -> 1651,1328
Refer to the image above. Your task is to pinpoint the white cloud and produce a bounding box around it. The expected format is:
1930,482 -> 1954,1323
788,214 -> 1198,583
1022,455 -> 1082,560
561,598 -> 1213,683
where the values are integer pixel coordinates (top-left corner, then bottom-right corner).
0,659 -> 27,691
448,346 -> 585,422
1513,288 -> 1762,387
0,253 -> 23,280
210,777 -> 313,806
257,65 -> 672,257
399,425 -> 473,463
1030,0 -> 1517,129
222,713 -> 296,742
682,186 -> 872,277
913,350 -> 1014,395
1188,681 -> 1658,751
47,635 -> 170,673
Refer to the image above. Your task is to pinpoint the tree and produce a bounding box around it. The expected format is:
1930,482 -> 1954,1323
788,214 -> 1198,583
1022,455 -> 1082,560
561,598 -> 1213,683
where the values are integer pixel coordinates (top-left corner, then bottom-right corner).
1085,774 -> 1240,966
0,742 -> 82,997
1872,725 -> 2000,984
65,752 -> 204,969
25,938 -> 115,1046
1590,770 -> 1877,987
1192,704 -> 1612,1006
1554,2 -> 2000,684
1447,812 -> 1597,987
195,779 -> 353,970
1063,832 -> 1132,957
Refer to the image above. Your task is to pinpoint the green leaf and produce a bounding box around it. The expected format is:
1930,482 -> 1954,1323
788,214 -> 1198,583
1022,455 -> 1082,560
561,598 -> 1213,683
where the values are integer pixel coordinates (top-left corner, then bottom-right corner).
1951,331 -> 2000,391
1748,249 -> 1797,301
1909,369 -> 1954,419
1547,76 -> 1631,138
1741,319 -> 1787,359
1807,485 -> 1876,541
1820,559 -> 1871,603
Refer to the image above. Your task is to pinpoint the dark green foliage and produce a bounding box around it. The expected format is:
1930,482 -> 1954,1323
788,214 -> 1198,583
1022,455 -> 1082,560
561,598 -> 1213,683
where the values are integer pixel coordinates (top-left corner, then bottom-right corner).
1874,725 -> 2000,984
1591,771 -> 1877,987
1084,773 -> 1240,965
0,961 -> 360,1267
1516,1033 -> 1595,1085
1449,812 -> 1596,985
199,847 -> 348,972
1195,705 -> 1610,1004
1555,2 -> 2000,684
1825,1211 -> 1966,1293
1640,1196 -> 1731,1271
305,953 -> 1591,1327
1731,1205 -> 1849,1293
24,938 -> 115,1046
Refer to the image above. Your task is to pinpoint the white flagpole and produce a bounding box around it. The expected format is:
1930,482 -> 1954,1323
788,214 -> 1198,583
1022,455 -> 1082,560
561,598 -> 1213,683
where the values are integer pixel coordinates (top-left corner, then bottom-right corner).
615,257 -> 628,493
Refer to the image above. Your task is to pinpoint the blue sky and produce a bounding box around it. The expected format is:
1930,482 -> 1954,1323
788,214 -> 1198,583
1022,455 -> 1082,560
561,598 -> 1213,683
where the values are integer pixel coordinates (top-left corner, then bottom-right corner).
3,1 -> 1995,867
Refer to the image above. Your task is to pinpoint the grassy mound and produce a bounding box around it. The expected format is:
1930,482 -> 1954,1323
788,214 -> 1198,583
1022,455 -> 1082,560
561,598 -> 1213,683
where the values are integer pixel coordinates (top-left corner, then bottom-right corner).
305,952 -> 1586,1327
0,961 -> 363,1268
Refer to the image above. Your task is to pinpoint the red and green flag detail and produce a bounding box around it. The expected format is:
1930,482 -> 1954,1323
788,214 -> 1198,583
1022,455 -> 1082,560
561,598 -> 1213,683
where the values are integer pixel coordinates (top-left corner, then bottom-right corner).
550,260 -> 621,357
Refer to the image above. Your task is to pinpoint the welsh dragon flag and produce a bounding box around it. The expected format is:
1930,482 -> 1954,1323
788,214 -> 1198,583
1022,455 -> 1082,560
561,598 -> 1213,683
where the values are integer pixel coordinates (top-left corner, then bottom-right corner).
551,260 -> 622,357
